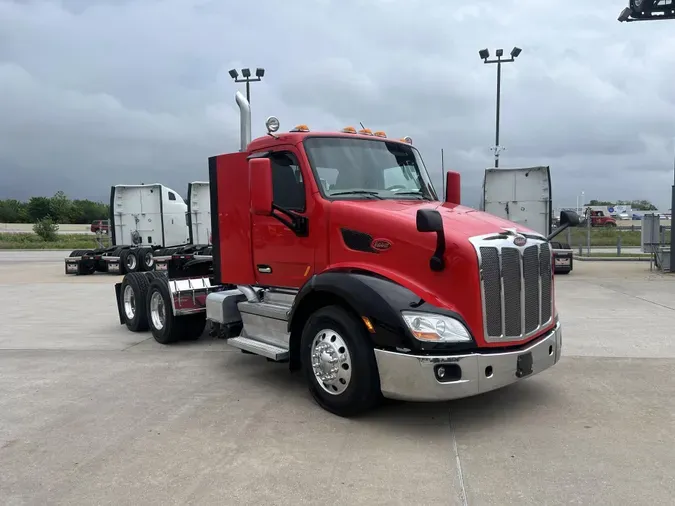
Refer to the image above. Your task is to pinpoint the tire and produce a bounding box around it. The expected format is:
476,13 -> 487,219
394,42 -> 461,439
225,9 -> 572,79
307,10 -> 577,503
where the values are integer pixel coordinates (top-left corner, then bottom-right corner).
121,249 -> 139,273
137,248 -> 154,271
145,271 -> 167,281
299,305 -> 381,417
605,222 -> 616,228
146,278 -> 181,344
120,272 -> 151,332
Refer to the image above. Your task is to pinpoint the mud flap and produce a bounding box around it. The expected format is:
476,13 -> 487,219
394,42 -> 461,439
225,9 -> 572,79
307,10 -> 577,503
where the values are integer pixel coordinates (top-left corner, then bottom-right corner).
114,282 -> 125,325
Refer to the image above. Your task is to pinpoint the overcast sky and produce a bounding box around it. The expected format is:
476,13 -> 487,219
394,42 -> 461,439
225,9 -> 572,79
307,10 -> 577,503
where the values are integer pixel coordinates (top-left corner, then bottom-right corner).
1,0 -> 675,210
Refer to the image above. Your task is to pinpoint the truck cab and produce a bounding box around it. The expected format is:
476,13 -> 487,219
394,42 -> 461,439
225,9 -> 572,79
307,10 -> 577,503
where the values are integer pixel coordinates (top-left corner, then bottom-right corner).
114,91 -> 580,417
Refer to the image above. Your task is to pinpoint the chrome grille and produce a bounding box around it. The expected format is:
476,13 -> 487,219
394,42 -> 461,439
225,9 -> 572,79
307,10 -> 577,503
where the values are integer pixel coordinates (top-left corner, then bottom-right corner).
470,233 -> 553,342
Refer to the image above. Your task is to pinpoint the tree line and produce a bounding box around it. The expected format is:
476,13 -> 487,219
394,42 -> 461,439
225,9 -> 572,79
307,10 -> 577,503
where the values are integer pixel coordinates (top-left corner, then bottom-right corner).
586,199 -> 658,211
0,191 -> 109,224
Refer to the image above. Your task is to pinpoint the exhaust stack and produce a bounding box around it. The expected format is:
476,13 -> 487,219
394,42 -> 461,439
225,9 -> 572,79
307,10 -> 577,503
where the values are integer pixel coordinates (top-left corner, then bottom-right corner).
235,91 -> 251,152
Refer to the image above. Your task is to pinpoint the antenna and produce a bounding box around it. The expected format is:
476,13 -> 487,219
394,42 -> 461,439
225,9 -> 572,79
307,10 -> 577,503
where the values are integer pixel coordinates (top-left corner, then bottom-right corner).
359,122 -> 366,130
441,149 -> 446,200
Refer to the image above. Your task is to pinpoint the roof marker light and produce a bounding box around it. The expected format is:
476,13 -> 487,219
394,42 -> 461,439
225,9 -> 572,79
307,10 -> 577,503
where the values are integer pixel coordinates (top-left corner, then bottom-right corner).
373,131 -> 387,138
290,124 -> 310,132
358,128 -> 374,135
400,136 -> 413,144
342,126 -> 357,134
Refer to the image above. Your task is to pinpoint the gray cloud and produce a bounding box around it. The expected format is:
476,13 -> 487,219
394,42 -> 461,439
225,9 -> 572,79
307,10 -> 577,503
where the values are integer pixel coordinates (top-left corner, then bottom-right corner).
1,0 -> 674,209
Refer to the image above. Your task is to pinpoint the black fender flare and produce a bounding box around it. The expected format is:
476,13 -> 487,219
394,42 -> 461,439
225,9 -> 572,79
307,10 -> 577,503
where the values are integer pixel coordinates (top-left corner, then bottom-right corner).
287,270 -> 475,356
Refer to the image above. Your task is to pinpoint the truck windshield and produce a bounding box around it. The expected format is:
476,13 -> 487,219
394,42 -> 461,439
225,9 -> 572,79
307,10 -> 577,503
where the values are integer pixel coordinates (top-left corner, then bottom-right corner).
303,137 -> 438,201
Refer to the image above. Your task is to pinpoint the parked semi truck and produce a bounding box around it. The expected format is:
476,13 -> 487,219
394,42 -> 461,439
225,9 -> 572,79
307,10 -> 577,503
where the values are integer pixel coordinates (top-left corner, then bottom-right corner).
65,182 -> 212,276
480,166 -> 575,275
113,90 -> 580,417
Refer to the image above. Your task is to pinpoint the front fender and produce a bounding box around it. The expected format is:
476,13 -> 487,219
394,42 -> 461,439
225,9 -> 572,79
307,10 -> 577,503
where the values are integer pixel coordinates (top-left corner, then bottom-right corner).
288,270 -> 476,353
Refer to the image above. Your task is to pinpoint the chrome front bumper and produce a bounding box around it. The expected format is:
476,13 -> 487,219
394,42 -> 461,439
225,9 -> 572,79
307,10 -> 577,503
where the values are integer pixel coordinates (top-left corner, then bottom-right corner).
374,320 -> 562,402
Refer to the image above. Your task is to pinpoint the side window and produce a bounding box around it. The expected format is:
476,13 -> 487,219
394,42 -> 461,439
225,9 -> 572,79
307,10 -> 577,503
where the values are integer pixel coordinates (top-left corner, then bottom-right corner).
270,152 -> 306,212
168,191 -> 176,201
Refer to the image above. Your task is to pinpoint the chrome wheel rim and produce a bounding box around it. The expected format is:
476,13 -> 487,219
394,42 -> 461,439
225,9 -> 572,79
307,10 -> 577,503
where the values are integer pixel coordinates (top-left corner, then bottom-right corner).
150,291 -> 165,330
123,284 -> 135,320
126,253 -> 137,271
310,329 -> 352,395
144,252 -> 154,268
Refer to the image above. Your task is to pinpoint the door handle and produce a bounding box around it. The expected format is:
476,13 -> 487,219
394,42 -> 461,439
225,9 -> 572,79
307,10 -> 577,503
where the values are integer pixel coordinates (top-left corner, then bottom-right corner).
257,264 -> 272,274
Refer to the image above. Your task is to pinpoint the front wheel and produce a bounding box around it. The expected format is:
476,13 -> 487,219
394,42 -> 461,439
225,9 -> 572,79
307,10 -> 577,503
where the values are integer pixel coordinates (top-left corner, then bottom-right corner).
300,305 -> 382,417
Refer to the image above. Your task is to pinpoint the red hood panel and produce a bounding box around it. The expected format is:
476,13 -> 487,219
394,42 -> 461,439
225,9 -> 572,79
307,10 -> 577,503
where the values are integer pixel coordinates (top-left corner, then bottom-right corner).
335,200 -> 541,238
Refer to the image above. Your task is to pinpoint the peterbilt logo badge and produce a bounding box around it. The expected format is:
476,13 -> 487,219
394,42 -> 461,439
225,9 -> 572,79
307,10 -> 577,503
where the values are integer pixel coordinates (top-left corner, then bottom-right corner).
513,235 -> 527,247
371,238 -> 392,251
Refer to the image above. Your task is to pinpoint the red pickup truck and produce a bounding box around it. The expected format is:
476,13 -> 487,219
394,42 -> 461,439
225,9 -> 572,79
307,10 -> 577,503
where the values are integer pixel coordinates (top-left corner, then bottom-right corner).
90,220 -> 110,234
588,210 -> 616,227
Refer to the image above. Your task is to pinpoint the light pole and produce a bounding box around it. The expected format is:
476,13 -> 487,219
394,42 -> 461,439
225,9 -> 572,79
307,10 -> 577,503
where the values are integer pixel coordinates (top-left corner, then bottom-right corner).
618,2 -> 675,273
479,47 -> 522,168
228,68 -> 265,103
580,191 -> 585,214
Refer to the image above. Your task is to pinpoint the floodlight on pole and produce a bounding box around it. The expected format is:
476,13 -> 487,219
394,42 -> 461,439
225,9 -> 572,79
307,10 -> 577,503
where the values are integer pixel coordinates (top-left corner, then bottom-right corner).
228,67 -> 265,104
479,46 -> 522,168
618,2 -> 675,274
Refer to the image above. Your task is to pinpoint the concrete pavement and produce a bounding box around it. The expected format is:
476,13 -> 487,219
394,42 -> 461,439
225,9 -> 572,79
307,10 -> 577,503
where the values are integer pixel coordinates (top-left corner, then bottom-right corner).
0,253 -> 674,505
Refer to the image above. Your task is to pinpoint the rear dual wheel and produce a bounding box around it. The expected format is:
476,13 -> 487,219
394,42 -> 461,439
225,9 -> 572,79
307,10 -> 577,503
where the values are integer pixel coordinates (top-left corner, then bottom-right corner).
119,248 -> 154,274
146,278 -> 206,344
120,272 -> 167,331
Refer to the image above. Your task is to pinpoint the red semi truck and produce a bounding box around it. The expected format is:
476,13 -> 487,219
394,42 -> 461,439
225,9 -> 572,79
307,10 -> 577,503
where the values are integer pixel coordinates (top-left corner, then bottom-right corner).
114,90 -> 580,417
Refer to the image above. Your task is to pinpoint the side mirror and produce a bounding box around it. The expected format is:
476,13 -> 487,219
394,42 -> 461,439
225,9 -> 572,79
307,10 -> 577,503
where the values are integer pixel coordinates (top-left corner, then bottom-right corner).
250,158 -> 273,215
560,210 -> 580,227
416,209 -> 443,232
416,209 -> 445,272
445,171 -> 461,205
547,209 -> 581,241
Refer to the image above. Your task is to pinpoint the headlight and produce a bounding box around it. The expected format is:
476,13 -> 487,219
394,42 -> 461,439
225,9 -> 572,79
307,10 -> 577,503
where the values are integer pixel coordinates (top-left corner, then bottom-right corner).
401,311 -> 472,343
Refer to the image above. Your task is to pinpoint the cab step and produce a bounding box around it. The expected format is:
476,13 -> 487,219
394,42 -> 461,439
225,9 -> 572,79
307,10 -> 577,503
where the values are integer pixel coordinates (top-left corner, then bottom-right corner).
227,336 -> 289,361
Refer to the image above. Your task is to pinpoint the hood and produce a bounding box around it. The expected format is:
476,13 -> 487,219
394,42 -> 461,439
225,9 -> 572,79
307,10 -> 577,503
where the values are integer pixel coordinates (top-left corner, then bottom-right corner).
332,200 -> 542,240
326,199 -> 547,346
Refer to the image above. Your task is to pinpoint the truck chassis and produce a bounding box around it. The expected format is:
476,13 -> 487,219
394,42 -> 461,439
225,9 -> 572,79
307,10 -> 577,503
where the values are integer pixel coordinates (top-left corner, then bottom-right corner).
65,244 -> 213,276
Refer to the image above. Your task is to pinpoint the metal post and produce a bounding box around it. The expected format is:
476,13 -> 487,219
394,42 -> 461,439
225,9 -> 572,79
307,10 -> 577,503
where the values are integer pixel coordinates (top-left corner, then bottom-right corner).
495,61 -> 501,168
670,179 -> 675,273
441,148 -> 446,200
586,212 -> 591,256
246,80 -> 251,104
617,234 -> 622,256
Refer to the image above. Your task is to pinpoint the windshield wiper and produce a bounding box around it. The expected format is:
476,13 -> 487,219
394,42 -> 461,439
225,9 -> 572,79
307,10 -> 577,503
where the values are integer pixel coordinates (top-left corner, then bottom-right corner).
330,190 -> 383,199
391,190 -> 432,200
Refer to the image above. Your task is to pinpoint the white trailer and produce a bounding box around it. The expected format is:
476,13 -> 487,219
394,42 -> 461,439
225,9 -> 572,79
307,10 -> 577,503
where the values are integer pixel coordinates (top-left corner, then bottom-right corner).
153,182 -> 213,276
480,166 -> 574,274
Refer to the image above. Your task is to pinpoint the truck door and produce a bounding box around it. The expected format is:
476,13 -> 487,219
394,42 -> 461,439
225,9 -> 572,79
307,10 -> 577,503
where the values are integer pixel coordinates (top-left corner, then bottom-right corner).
250,149 -> 315,289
